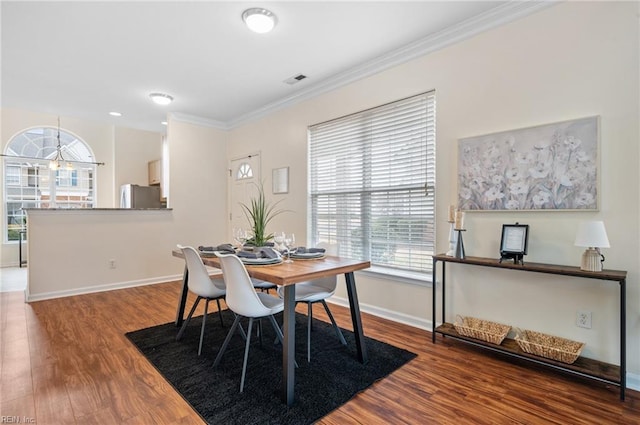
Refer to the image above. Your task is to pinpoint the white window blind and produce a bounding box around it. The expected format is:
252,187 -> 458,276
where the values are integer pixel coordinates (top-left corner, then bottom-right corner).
308,91 -> 436,276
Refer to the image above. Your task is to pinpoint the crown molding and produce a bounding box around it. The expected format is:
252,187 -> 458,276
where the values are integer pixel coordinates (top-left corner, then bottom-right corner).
226,0 -> 559,129
169,112 -> 230,130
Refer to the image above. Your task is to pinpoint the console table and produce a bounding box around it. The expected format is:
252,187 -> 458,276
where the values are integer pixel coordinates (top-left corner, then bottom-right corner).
431,254 -> 627,400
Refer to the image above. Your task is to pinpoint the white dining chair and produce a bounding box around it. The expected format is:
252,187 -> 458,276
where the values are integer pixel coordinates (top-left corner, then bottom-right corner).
251,279 -> 277,293
176,245 -> 227,356
276,242 -> 347,362
212,252 -> 287,393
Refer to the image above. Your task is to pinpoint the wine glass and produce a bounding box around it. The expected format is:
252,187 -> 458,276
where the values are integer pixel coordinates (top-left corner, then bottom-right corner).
284,233 -> 295,263
273,232 -> 285,252
233,228 -> 248,250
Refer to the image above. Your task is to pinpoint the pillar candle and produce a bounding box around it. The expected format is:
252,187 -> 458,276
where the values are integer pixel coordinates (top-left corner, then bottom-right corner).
448,205 -> 456,222
454,210 -> 465,230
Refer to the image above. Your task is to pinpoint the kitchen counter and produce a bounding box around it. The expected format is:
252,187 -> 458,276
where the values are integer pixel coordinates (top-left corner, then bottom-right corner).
24,207 -> 180,301
24,208 -> 171,211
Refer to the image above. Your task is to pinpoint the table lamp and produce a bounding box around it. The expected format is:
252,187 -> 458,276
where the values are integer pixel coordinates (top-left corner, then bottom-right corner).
574,221 -> 610,272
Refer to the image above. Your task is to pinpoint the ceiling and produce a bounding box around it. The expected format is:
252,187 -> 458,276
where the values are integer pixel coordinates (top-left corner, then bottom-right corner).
1,1 -> 548,134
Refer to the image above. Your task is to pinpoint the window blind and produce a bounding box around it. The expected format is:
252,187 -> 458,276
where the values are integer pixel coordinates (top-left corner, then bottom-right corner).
308,91 -> 436,276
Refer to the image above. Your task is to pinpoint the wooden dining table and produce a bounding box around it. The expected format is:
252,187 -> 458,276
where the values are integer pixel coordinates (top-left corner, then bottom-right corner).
172,249 -> 371,405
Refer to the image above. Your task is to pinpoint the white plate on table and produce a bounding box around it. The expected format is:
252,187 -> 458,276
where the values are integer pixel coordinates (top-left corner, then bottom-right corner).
240,257 -> 282,265
290,252 -> 325,260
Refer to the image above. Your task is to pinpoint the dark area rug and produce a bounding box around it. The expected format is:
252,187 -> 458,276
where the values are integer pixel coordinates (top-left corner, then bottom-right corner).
126,309 -> 416,424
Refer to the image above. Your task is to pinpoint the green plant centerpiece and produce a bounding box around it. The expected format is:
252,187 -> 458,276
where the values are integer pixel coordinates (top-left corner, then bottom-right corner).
240,182 -> 287,247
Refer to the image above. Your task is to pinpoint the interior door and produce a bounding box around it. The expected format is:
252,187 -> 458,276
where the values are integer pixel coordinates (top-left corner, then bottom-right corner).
228,153 -> 261,242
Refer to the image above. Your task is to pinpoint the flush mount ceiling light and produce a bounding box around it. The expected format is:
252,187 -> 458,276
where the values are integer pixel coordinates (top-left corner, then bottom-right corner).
242,8 -> 277,33
109,111 -> 122,117
149,93 -> 174,105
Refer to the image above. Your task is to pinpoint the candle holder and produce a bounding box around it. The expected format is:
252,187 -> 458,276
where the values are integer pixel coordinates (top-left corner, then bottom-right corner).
454,229 -> 466,259
446,221 -> 457,256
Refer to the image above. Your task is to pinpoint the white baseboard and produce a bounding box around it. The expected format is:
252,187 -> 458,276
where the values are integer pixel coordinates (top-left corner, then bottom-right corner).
328,295 -> 433,331
328,295 -> 640,393
25,274 -> 183,302
627,373 -> 640,392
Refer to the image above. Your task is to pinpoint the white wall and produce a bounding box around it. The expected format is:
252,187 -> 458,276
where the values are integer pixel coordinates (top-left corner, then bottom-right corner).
113,126 -> 163,205
166,116 -> 229,248
226,1 -> 640,377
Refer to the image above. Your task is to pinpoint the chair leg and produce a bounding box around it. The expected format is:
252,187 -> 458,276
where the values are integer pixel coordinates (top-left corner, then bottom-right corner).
198,299 -> 210,356
214,315 -> 241,367
268,315 -> 299,368
234,313 -> 247,341
322,300 -> 347,346
240,318 -> 254,393
176,296 -> 202,341
274,301 -> 299,345
307,302 -> 313,362
269,314 -> 285,345
216,298 -> 224,327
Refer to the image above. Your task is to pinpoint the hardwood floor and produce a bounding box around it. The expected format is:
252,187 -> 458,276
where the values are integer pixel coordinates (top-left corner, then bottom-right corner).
1,281 -> 638,424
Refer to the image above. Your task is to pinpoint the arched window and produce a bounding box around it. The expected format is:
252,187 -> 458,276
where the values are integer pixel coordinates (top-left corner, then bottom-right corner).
236,162 -> 254,180
3,127 -> 97,242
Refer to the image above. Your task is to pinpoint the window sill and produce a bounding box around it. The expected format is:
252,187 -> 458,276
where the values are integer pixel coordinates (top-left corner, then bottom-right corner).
358,265 -> 432,287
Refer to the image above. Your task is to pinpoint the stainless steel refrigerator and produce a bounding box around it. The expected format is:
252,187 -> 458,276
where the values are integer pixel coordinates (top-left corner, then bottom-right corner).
120,184 -> 162,208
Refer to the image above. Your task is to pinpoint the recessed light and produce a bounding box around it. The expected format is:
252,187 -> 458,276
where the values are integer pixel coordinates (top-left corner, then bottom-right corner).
149,93 -> 174,105
109,111 -> 122,117
161,121 -> 168,126
242,8 -> 277,34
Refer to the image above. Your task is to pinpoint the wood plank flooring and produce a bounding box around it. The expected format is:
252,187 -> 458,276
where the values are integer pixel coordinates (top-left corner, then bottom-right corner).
1,281 -> 639,424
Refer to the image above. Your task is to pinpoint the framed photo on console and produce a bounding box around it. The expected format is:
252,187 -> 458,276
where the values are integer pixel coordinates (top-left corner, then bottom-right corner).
500,223 -> 529,265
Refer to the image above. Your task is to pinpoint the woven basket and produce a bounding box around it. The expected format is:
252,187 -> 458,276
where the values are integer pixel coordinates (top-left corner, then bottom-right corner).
453,315 -> 511,345
515,328 -> 585,364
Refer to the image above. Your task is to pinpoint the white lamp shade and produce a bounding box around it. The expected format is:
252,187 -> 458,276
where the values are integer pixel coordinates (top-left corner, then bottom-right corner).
574,221 -> 610,248
242,8 -> 277,33
149,93 -> 173,105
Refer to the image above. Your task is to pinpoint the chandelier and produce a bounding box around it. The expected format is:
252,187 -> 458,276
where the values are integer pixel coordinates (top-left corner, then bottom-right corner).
49,117 -> 71,170
0,117 -> 105,168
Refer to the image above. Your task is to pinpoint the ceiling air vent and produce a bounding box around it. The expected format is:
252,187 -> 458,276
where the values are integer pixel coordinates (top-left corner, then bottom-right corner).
283,74 -> 308,85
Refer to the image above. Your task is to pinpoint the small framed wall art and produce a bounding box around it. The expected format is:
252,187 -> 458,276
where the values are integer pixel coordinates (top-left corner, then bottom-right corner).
272,167 -> 289,194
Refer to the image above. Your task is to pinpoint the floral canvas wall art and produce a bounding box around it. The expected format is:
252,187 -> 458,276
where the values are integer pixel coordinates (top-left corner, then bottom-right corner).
458,116 -> 598,211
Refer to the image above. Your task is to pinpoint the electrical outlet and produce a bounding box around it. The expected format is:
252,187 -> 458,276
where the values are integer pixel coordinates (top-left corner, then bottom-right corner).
577,311 -> 592,329
109,259 -> 116,269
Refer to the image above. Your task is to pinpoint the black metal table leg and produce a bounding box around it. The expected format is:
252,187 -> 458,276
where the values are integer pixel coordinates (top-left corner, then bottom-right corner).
345,271 -> 368,364
620,278 -> 626,401
175,266 -> 189,327
282,285 -> 296,405
442,262 -> 446,327
432,257 -> 437,343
